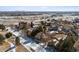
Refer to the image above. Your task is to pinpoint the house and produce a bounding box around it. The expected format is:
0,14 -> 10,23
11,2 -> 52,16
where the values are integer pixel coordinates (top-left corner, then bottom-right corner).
32,20 -> 46,28
35,31 -> 67,47
54,33 -> 67,41
18,22 -> 27,29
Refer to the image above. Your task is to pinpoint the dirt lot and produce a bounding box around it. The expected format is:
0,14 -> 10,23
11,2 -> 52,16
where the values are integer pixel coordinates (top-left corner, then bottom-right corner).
0,41 -> 10,52
16,44 -> 29,52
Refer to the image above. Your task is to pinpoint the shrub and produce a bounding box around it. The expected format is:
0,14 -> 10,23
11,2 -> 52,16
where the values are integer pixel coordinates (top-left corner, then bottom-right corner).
57,33 -> 77,52
15,37 -> 20,45
0,34 -> 5,44
5,32 -> 12,38
0,24 -> 5,31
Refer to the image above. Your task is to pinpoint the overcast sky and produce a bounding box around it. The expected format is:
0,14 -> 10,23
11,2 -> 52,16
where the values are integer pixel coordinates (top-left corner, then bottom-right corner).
0,6 -> 79,11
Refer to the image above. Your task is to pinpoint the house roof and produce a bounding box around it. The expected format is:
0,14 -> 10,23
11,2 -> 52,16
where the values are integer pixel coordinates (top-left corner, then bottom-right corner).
74,39 -> 79,49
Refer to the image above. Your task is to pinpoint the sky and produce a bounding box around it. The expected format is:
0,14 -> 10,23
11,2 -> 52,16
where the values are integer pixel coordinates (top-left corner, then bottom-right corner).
0,6 -> 79,11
